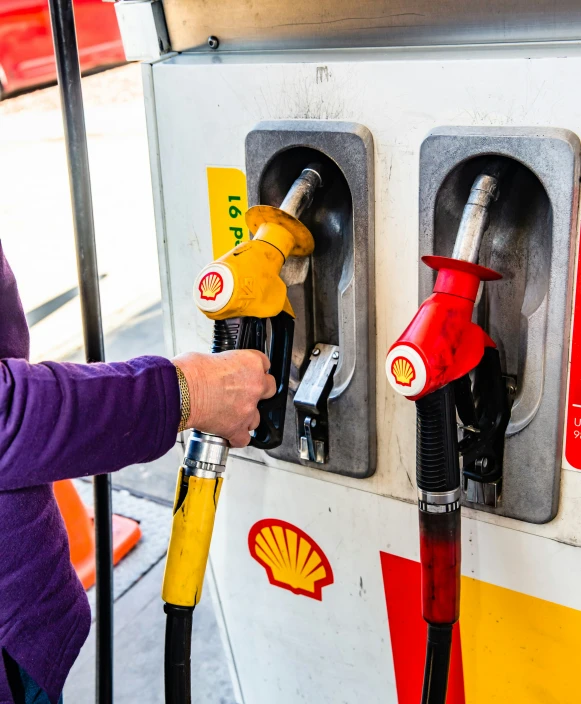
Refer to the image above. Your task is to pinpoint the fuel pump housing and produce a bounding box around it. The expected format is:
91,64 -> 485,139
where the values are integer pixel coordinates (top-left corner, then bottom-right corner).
131,28 -> 581,702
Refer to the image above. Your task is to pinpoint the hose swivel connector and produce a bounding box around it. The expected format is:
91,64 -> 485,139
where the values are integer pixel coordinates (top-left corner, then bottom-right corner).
182,430 -> 229,478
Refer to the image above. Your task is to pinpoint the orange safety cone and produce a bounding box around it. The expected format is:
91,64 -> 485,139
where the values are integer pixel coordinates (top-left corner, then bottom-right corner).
53,479 -> 142,590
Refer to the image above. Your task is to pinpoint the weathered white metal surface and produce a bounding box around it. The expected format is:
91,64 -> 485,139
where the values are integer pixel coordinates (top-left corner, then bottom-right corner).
211,457 -> 581,703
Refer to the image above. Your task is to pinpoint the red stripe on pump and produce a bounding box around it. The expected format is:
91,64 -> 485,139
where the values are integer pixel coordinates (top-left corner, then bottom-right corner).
565,227 -> 581,469
380,552 -> 466,704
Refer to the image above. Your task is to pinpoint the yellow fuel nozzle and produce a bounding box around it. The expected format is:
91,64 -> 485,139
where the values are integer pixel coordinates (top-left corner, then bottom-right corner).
163,165 -> 323,701
193,164 -> 323,321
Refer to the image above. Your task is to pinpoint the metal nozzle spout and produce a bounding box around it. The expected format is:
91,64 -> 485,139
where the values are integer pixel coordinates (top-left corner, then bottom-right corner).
451,158 -> 514,264
279,163 -> 324,220
451,173 -> 499,264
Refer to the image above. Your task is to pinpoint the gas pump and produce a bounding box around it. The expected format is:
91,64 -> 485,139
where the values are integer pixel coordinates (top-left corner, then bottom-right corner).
386,163 -> 515,702
111,3 -> 581,700
161,164 -> 323,704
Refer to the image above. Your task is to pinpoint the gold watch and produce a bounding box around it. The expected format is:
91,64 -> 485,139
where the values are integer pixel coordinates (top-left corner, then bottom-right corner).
174,364 -> 190,433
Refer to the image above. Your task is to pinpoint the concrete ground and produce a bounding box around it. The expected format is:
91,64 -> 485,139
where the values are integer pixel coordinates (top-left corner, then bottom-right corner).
65,559 -> 236,704
0,66 -> 237,702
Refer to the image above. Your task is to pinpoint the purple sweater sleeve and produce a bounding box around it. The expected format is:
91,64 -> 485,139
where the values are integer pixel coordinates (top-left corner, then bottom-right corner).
0,355 -> 180,490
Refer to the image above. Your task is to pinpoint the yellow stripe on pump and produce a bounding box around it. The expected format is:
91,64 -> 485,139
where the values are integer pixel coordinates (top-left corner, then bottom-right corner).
162,467 -> 224,608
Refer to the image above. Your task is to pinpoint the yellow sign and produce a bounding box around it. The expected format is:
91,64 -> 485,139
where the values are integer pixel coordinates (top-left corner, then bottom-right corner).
206,167 -> 250,259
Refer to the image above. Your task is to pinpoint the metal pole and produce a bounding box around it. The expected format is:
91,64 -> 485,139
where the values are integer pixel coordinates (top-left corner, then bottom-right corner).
47,2 -> 113,702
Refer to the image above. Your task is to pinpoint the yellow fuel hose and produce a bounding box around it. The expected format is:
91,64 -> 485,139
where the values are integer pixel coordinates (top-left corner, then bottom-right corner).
162,468 -> 223,608
162,432 -> 228,704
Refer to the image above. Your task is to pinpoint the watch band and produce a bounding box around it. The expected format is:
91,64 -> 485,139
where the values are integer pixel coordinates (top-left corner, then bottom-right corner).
174,364 -> 190,433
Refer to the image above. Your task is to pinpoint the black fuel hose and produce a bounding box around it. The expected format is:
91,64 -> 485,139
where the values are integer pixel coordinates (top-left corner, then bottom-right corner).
164,604 -> 193,704
416,385 -> 461,704
421,624 -> 453,704
164,320 -> 232,704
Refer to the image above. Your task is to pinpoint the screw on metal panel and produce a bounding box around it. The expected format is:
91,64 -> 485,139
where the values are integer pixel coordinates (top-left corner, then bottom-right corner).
506,377 -> 517,397
208,36 -> 220,50
332,351 -> 339,359
312,348 -> 320,356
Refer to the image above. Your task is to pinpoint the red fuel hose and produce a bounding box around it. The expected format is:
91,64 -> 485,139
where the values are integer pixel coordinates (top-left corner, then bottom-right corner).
415,384 -> 461,704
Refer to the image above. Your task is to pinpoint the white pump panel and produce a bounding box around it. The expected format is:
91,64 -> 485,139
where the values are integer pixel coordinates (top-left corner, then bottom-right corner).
143,45 -> 581,703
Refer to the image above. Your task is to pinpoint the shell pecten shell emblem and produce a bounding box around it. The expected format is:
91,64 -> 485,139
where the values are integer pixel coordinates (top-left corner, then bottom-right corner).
193,262 -> 235,314
248,519 -> 334,601
391,356 -> 416,387
386,345 -> 427,397
199,271 -> 224,301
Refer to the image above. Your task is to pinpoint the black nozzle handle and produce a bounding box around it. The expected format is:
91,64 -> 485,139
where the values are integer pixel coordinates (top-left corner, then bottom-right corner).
416,385 -> 460,494
212,313 -> 294,450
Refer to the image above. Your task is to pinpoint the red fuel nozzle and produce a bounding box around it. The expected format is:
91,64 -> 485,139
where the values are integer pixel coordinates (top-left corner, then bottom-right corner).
386,255 -> 501,400
387,166 -> 507,704
388,258 -> 502,703
415,384 -> 461,623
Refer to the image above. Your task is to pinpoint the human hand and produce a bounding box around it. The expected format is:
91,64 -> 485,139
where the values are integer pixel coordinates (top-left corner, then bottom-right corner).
172,350 -> 276,447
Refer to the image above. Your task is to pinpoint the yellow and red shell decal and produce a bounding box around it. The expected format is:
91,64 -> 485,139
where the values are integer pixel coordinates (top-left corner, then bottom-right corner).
391,356 -> 416,387
248,519 -> 334,600
381,551 -> 581,703
198,270 -> 224,301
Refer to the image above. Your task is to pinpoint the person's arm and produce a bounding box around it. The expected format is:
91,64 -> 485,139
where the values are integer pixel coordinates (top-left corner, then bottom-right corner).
0,349 -> 275,491
0,356 -> 180,491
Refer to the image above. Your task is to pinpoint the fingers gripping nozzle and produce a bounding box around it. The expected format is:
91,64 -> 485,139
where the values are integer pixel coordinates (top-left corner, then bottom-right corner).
194,164 -> 323,321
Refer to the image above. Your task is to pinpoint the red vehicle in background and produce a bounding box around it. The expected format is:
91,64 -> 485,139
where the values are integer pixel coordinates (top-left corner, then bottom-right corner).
0,0 -> 125,97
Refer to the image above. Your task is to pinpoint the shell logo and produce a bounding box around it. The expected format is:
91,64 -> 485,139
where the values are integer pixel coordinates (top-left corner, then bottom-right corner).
386,345 -> 427,397
391,356 -> 416,387
198,271 -> 224,301
194,263 -> 234,314
248,519 -> 334,601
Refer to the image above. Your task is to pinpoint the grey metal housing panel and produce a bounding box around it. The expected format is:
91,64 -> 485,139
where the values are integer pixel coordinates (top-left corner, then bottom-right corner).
419,126 -> 580,523
161,0 -> 581,53
246,120 -> 376,479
